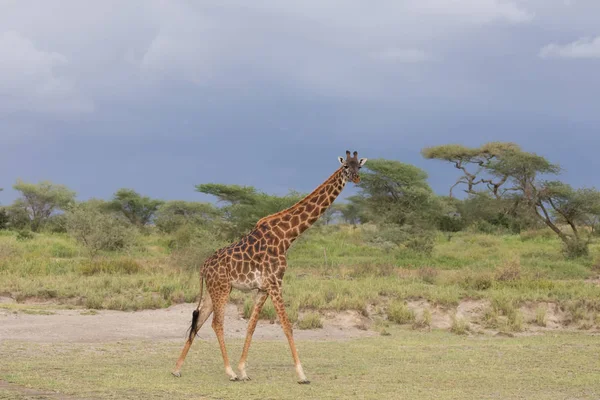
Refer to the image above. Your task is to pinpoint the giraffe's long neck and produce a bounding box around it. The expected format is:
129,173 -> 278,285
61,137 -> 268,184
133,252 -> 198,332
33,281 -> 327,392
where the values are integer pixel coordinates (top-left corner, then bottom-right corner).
256,168 -> 347,248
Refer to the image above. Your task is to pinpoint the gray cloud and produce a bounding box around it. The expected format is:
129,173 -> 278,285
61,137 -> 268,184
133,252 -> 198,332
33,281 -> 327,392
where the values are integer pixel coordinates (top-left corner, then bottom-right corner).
0,0 -> 543,115
0,31 -> 92,116
1,0 -> 600,203
539,36 -> 600,59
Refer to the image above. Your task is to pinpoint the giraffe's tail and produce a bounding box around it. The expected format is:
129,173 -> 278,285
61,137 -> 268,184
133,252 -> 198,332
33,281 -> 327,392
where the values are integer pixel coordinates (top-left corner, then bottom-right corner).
187,275 -> 204,341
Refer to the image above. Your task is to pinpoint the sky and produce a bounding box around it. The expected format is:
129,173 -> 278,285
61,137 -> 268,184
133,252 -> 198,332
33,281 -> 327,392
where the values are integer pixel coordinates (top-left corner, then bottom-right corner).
1,0 -> 599,205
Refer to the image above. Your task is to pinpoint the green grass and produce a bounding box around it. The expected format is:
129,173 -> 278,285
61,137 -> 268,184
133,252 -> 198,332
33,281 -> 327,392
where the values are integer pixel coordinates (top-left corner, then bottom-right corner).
1,329 -> 599,399
1,227 -> 600,328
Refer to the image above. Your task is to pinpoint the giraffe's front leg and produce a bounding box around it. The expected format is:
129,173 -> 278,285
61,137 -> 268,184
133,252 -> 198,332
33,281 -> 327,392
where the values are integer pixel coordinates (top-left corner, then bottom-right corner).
269,286 -> 310,384
237,290 -> 268,381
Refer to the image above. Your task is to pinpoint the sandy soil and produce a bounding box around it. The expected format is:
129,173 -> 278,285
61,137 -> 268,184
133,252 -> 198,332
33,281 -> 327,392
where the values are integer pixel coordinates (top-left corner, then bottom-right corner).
0,302 -> 374,344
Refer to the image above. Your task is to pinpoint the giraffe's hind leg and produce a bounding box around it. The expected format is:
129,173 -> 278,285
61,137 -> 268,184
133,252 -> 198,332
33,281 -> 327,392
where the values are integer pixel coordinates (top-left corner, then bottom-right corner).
211,285 -> 238,381
237,290 -> 269,380
172,295 -> 213,377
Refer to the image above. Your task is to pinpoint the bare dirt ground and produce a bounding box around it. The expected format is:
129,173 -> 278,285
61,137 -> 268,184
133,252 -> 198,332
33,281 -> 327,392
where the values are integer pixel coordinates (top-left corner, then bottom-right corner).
1,298 -> 597,399
2,296 -> 596,346
0,302 -> 374,344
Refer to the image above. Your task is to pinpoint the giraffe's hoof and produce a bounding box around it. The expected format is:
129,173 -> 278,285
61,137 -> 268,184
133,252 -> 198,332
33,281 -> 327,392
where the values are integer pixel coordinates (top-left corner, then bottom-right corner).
298,379 -> 311,384
229,376 -> 240,382
240,376 -> 251,382
171,371 -> 182,378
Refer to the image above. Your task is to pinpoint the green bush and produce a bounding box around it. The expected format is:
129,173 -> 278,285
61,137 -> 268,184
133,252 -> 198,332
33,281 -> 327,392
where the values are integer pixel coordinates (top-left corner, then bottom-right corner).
0,208 -> 8,230
363,224 -> 436,255
387,301 -> 415,324
66,206 -> 137,256
450,314 -> 469,335
169,227 -> 227,271
563,239 -> 589,259
16,230 -> 34,241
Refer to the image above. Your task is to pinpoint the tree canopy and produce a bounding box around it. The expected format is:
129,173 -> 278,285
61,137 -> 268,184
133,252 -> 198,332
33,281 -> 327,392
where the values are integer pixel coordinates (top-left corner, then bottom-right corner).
424,142 -> 600,256
352,158 -> 437,226
195,183 -> 304,240
109,189 -> 164,227
154,200 -> 221,233
12,180 -> 76,232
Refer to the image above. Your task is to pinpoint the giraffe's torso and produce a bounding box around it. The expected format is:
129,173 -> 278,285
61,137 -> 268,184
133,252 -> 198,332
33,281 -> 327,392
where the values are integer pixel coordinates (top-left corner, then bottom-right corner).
201,224 -> 287,292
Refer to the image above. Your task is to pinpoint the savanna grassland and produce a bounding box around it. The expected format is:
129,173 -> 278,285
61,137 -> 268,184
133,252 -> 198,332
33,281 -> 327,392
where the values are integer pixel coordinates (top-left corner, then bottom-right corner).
1,224 -> 599,332
2,147 -> 600,399
2,330 -> 599,400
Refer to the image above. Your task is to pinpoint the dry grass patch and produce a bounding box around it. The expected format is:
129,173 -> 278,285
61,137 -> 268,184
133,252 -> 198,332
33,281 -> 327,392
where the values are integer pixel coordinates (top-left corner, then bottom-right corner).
387,301 -> 415,325
297,312 -> 323,330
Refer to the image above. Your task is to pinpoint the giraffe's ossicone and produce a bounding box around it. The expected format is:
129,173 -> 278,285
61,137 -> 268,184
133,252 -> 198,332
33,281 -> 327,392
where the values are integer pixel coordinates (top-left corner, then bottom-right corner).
172,150 -> 367,384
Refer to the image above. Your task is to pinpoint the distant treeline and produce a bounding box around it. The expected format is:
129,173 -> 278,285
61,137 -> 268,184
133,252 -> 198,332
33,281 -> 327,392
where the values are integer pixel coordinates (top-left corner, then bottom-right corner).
2,142 -> 599,258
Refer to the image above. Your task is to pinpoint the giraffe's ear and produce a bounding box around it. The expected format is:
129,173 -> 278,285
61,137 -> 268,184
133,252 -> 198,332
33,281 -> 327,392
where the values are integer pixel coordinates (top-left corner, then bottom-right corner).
359,158 -> 368,167
338,157 -> 345,165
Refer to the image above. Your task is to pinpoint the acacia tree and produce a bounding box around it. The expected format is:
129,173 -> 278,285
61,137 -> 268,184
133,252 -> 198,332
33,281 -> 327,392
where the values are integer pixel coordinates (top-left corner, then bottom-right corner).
338,196 -> 366,225
110,189 -> 164,227
11,180 -> 76,231
354,158 -> 437,225
195,184 -> 303,240
349,158 -> 440,253
154,201 -> 222,233
423,142 -> 600,257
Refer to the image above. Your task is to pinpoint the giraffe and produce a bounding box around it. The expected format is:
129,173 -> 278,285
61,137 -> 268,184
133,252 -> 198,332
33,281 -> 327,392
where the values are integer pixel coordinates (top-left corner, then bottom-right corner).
172,150 -> 367,384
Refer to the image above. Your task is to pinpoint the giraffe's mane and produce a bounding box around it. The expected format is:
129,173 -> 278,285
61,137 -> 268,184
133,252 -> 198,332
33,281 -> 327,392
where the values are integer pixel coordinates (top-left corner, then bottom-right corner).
254,167 -> 344,227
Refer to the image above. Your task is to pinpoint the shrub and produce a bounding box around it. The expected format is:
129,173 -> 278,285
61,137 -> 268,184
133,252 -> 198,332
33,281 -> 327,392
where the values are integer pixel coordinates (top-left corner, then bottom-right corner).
412,308 -> 432,330
387,301 -> 415,324
169,227 -> 227,271
155,200 -> 220,233
405,234 -> 435,255
482,307 -> 499,328
16,230 -> 34,241
297,312 -> 323,329
0,208 -> 8,230
563,239 -> 589,259
85,294 -> 104,309
438,214 -> 465,233
44,214 -> 68,233
450,314 -> 469,335
495,258 -> 521,282
507,311 -> 524,332
66,206 -> 137,257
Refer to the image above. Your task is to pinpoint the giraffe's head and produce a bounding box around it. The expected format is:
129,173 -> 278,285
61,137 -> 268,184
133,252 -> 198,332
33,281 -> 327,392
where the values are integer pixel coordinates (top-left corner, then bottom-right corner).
338,150 -> 367,183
